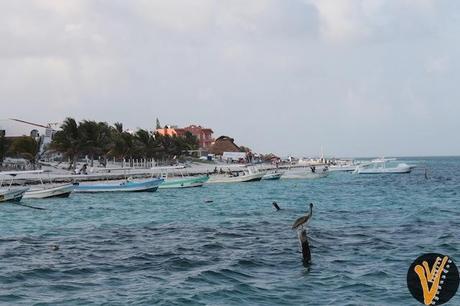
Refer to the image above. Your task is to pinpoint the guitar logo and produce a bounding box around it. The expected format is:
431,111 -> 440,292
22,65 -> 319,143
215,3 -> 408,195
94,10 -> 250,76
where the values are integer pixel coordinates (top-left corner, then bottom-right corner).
407,253 -> 459,305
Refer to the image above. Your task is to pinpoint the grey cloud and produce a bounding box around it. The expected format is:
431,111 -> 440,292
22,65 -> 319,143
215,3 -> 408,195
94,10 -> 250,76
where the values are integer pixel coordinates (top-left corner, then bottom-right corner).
1,0 -> 459,157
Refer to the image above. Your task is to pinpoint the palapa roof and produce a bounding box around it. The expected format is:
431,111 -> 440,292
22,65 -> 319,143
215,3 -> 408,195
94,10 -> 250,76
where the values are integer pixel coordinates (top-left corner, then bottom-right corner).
209,136 -> 240,155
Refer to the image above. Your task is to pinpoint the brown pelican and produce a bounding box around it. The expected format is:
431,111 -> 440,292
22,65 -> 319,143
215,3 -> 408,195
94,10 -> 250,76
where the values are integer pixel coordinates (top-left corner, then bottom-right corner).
292,203 -> 313,230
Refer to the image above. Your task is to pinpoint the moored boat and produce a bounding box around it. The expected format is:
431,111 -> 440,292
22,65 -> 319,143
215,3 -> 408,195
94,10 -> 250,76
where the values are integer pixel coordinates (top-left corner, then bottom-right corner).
282,166 -> 328,179
328,160 -> 359,172
75,177 -> 163,193
0,187 -> 29,203
159,175 -> 209,189
23,183 -> 75,199
262,171 -> 284,180
353,158 -> 415,174
207,166 -> 266,184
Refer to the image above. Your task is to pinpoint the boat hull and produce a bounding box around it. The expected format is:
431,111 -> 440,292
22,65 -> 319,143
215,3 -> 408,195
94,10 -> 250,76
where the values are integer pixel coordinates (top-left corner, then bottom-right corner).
262,172 -> 283,180
356,168 -> 413,174
355,163 -> 415,174
75,178 -> 164,193
159,176 -> 209,189
328,166 -> 357,172
282,167 -> 328,179
207,172 -> 265,184
0,187 -> 29,203
23,184 -> 75,199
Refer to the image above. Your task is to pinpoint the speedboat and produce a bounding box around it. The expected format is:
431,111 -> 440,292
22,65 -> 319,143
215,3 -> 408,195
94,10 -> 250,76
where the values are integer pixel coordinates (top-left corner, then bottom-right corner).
353,158 -> 415,174
262,170 -> 284,180
207,166 -> 266,184
282,165 -> 328,179
75,177 -> 164,193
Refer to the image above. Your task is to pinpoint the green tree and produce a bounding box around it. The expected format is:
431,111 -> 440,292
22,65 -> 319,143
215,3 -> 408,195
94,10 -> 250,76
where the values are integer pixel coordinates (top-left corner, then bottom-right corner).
135,129 -> 157,159
79,120 -> 111,167
8,136 -> 39,167
107,123 -> 136,167
0,133 -> 6,166
50,117 -> 81,169
183,131 -> 199,150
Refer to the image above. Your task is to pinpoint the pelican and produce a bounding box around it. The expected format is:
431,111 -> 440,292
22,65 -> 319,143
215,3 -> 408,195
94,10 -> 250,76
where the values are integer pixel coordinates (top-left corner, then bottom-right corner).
292,203 -> 313,230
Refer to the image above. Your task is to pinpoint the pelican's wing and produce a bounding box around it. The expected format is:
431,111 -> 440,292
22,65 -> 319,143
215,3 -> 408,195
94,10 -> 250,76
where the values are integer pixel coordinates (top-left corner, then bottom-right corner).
292,216 -> 306,229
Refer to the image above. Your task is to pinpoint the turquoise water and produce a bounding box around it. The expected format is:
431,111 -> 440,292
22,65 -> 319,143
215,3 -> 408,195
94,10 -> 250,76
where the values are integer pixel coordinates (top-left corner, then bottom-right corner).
1,157 -> 459,305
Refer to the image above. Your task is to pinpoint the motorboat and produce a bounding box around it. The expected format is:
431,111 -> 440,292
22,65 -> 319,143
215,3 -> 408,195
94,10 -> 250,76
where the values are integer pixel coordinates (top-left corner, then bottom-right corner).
159,175 -> 209,189
262,170 -> 284,180
75,177 -> 164,193
23,183 -> 75,199
0,187 -> 29,202
328,160 -> 359,172
151,166 -> 209,189
207,166 -> 266,184
353,158 -> 415,174
1,170 -> 76,199
0,171 -> 31,202
282,165 -> 329,179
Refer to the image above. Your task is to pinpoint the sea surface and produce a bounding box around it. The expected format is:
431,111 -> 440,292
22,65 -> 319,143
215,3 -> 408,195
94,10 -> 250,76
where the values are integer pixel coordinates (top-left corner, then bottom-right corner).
1,157 -> 459,305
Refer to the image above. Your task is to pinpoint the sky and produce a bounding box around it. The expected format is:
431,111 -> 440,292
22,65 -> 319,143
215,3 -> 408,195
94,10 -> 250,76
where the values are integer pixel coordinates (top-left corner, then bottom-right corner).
1,0 -> 460,157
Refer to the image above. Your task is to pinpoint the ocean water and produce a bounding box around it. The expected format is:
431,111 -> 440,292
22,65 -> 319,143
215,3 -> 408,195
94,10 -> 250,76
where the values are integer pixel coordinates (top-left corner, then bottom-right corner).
1,157 -> 459,305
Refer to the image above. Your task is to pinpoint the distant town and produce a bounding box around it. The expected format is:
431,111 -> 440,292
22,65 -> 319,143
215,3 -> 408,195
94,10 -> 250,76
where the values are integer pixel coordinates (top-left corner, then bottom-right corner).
0,118 -> 278,171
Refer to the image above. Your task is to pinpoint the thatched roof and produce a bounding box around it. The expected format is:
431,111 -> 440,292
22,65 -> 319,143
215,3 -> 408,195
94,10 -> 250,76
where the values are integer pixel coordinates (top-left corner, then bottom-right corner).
209,136 -> 240,155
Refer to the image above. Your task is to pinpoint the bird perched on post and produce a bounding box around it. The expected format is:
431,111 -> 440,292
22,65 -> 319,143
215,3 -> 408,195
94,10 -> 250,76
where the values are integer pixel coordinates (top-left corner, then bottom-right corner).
292,203 -> 313,230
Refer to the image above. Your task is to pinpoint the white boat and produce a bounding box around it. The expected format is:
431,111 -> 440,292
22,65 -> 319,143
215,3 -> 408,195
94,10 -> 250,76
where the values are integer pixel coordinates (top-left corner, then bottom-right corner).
0,187 -> 29,203
0,171 -> 39,202
0,170 -> 76,199
282,166 -> 328,179
207,166 -> 266,184
23,183 -> 75,199
353,158 -> 415,174
262,170 -> 284,180
159,176 -> 209,189
328,160 -> 359,172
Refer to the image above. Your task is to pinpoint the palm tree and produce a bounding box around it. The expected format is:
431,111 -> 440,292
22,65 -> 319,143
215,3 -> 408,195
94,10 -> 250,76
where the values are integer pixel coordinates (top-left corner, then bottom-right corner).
50,117 -> 81,169
135,129 -> 156,159
79,120 -> 111,167
107,123 -> 136,167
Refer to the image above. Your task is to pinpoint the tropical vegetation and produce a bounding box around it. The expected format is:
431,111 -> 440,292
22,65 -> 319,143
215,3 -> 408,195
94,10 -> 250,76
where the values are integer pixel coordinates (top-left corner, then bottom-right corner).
49,117 -> 199,169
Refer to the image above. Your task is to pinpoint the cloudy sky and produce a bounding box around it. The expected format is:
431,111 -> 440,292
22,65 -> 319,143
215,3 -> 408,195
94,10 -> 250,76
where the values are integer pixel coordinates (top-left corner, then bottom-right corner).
1,0 -> 459,157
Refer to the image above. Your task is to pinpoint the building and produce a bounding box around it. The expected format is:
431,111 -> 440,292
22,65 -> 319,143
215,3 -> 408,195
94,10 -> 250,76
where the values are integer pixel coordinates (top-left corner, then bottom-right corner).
155,127 -> 178,137
209,136 -> 240,155
176,125 -> 214,150
155,124 -> 214,150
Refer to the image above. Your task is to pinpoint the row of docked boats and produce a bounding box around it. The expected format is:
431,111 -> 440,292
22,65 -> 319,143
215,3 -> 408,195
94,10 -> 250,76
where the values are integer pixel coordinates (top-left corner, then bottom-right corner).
0,158 -> 416,203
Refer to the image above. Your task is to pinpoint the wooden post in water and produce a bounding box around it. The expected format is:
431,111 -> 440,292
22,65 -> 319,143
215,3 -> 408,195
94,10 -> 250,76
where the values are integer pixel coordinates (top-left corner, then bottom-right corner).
298,229 -> 311,266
